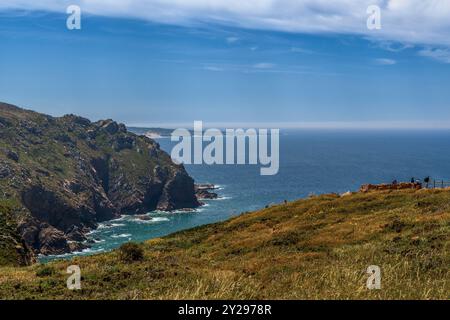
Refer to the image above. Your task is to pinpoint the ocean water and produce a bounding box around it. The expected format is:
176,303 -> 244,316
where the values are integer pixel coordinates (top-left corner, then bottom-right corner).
41,130 -> 450,262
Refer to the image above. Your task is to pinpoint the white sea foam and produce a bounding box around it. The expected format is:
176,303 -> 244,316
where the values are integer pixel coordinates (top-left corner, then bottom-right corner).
97,223 -> 125,230
131,216 -> 171,224
40,247 -> 106,259
151,217 -> 170,222
111,233 -> 132,238
216,196 -> 232,200
78,247 -> 106,254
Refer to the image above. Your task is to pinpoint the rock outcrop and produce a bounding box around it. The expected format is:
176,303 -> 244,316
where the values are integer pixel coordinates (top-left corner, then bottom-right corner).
195,184 -> 219,200
360,182 -> 422,192
0,102 -> 200,263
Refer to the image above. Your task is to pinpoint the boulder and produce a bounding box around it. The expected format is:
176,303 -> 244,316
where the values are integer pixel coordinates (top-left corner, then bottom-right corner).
38,225 -> 70,256
6,150 -> 19,162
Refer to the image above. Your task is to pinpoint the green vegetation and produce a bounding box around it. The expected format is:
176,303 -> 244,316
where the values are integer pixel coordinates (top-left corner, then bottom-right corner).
35,265 -> 56,278
118,242 -> 144,263
0,199 -> 32,266
0,188 -> 448,299
0,102 -> 198,259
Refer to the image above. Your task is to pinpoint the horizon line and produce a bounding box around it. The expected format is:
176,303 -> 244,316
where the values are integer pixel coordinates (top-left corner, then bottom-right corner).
125,121 -> 450,130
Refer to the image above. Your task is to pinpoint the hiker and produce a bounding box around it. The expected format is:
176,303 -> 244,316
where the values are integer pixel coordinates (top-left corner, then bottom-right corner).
411,177 -> 415,183
424,176 -> 430,188
392,179 -> 398,185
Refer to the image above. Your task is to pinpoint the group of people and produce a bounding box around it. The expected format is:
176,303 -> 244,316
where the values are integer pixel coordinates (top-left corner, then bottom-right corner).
392,176 -> 431,187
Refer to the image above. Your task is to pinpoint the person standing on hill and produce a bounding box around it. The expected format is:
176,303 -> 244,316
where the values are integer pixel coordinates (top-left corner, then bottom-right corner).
424,176 -> 430,188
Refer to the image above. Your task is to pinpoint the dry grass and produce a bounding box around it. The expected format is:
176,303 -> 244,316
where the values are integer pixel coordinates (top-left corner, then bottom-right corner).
0,188 -> 449,299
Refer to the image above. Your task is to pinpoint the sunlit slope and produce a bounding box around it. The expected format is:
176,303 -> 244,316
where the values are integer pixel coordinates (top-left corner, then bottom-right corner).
0,188 -> 449,299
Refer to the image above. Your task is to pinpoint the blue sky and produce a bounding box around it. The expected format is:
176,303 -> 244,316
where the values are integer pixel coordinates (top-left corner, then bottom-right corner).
1,1 -> 450,127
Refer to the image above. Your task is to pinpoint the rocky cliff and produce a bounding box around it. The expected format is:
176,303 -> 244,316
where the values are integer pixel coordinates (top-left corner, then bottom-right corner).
0,102 -> 200,263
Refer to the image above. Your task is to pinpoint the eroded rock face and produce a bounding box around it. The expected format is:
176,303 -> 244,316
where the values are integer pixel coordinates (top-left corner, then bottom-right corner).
195,184 -> 219,200
38,225 -> 71,256
0,102 -> 200,260
360,182 -> 422,192
157,171 -> 199,211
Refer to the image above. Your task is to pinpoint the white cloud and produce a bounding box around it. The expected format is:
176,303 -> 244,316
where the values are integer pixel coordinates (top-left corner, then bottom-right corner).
1,0 -> 450,47
418,47 -> 450,64
199,62 -> 321,75
203,65 -> 224,72
373,41 -> 414,52
374,58 -> 397,65
253,63 -> 275,69
226,36 -> 239,44
291,47 -> 314,54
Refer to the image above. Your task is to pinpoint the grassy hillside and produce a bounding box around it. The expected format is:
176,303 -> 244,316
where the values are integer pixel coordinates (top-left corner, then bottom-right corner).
0,188 -> 449,299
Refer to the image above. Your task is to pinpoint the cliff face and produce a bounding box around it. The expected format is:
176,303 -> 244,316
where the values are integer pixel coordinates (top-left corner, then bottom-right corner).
0,102 -> 199,263
0,199 -> 34,266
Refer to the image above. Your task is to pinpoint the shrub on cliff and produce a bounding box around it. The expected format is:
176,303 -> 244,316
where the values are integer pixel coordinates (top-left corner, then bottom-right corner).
118,242 -> 144,263
35,265 -> 56,277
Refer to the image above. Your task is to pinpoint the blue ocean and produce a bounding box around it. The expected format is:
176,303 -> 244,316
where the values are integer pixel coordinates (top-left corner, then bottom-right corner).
41,130 -> 450,262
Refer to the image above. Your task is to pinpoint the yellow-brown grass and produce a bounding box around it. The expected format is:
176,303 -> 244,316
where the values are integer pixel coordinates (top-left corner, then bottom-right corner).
0,189 -> 449,299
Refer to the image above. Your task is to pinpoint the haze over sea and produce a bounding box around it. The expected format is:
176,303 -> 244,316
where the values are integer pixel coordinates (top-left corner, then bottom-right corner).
41,129 -> 450,262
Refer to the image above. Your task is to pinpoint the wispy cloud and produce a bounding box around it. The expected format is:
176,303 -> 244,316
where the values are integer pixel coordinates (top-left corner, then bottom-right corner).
203,65 -> 224,72
253,63 -> 275,69
1,1 -> 450,47
226,36 -> 239,44
373,41 -> 414,52
290,47 -> 314,54
200,61 -> 338,76
418,48 -> 450,64
374,58 -> 397,65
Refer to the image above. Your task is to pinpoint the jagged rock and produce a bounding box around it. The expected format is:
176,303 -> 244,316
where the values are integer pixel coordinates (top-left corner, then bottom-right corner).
196,189 -> 218,200
157,170 -> 200,210
55,133 -> 74,145
62,114 -> 91,127
98,119 -> 120,134
87,129 -> 97,139
0,102 -> 200,261
113,135 -> 134,151
0,203 -> 36,266
195,184 -> 219,200
0,163 -> 11,178
6,150 -> 19,162
68,241 -> 89,253
66,180 -> 84,194
67,226 -> 87,242
38,225 -> 70,256
118,123 -> 127,133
